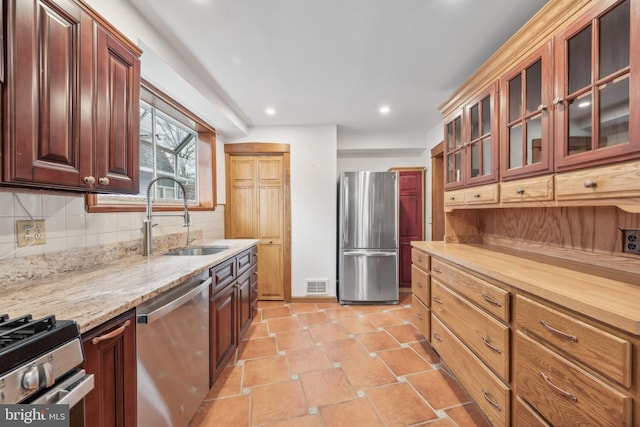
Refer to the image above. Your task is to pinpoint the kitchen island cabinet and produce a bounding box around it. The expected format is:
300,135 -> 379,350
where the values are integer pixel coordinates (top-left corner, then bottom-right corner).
412,241 -> 640,426
82,310 -> 136,427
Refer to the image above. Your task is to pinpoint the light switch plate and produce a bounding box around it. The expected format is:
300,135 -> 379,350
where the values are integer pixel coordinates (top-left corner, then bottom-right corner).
622,229 -> 640,255
16,219 -> 47,247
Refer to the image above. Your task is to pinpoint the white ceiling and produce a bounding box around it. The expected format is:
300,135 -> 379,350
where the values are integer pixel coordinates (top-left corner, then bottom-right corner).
127,0 -> 548,138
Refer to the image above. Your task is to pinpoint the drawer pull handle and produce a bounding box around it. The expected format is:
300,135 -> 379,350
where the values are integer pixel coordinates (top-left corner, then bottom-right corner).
539,320 -> 578,342
540,371 -> 577,402
481,336 -> 502,354
449,196 -> 456,201
415,282 -> 423,288
481,293 -> 502,307
515,188 -> 525,195
432,296 -> 442,304
432,268 -> 442,274
473,193 -> 481,198
583,179 -> 597,188
92,320 -> 131,345
482,389 -> 502,411
415,313 -> 423,320
432,333 -> 442,342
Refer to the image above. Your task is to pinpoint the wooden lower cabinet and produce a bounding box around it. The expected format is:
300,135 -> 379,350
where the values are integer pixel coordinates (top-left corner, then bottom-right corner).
209,246 -> 258,385
515,332 -> 632,426
514,396 -> 550,427
411,248 -> 431,339
431,316 -> 510,427
82,310 -> 136,427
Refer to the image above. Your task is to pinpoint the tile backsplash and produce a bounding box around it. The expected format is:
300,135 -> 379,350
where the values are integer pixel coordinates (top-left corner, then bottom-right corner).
0,190 -> 224,262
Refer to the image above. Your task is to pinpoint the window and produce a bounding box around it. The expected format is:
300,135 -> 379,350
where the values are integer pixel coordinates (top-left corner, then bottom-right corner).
139,101 -> 198,202
87,80 -> 216,212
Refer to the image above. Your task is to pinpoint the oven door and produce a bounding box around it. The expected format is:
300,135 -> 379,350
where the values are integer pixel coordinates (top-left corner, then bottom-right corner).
29,369 -> 94,427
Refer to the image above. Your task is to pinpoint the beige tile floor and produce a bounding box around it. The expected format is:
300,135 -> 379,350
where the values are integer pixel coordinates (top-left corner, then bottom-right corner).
191,294 -> 491,427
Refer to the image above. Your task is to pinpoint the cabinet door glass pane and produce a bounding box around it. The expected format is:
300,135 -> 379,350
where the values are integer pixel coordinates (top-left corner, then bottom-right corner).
455,117 -> 462,149
509,125 -> 523,169
447,122 -> 455,152
526,116 -> 542,164
599,76 -> 629,148
509,75 -> 522,122
599,0 -> 630,79
568,92 -> 593,154
471,105 -> 479,140
481,97 -> 491,136
526,60 -> 542,114
447,153 -> 461,183
482,137 -> 491,175
568,26 -> 592,94
471,143 -> 479,178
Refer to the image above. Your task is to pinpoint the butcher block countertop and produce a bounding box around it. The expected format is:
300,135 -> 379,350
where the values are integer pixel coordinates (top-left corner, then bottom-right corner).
412,241 -> 640,336
0,239 -> 257,333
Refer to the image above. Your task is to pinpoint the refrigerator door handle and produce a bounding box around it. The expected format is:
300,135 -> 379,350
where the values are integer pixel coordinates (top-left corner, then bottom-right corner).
344,250 -> 396,256
343,175 -> 349,246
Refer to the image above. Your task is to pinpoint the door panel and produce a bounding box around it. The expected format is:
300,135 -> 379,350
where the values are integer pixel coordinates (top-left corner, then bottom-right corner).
258,243 -> 283,299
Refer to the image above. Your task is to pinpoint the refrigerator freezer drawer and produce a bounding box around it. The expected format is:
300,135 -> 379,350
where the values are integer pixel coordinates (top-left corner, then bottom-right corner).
339,250 -> 398,304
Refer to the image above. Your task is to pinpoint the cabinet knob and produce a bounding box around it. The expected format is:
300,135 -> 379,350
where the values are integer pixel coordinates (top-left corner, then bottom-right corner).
552,97 -> 563,106
583,179 -> 597,189
515,188 -> 525,195
473,193 -> 481,198
537,104 -> 547,112
99,177 -> 110,186
83,176 -> 95,185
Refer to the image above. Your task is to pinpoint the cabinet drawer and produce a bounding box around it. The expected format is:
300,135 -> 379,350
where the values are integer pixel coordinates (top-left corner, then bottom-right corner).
431,258 -> 510,322
444,189 -> 466,206
411,248 -> 430,271
555,161 -> 640,200
515,295 -> 631,387
500,175 -> 554,203
431,316 -> 510,427
412,295 -> 430,340
432,280 -> 509,381
515,332 -> 632,427
210,257 -> 236,294
237,248 -> 254,276
514,396 -> 550,427
464,183 -> 499,204
411,264 -> 430,306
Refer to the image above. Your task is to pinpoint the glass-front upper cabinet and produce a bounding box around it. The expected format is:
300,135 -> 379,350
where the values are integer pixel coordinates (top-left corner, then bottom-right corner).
554,0 -> 640,171
444,83 -> 499,190
444,111 -> 464,189
501,43 -> 553,180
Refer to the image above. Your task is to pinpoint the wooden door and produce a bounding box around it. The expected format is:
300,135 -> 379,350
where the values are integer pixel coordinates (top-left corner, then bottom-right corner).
94,26 -> 140,193
431,142 -> 445,241
393,168 -> 425,290
5,0 -> 93,188
83,310 -> 136,427
225,143 -> 291,301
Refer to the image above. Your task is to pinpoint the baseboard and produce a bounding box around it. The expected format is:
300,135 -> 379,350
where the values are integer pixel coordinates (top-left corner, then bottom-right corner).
288,296 -> 338,303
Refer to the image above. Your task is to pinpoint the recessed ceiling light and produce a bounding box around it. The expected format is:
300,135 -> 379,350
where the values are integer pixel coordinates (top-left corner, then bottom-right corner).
379,105 -> 391,115
265,107 -> 276,116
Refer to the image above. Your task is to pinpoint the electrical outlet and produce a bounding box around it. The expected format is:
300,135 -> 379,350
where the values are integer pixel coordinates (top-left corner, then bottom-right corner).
622,229 -> 640,255
16,219 -> 47,247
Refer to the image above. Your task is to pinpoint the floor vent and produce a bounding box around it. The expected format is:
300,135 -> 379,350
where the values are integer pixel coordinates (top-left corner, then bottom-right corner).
306,279 -> 328,295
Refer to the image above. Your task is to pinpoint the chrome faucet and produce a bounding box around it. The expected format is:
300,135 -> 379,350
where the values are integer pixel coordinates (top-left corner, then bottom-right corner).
143,177 -> 192,256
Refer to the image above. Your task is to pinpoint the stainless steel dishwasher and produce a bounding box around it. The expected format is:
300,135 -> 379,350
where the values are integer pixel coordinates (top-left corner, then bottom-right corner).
136,271 -> 211,427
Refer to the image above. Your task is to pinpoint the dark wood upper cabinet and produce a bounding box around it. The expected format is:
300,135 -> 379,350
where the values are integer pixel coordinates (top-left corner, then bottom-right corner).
501,43 -> 554,180
2,0 -> 141,193
554,0 -> 640,171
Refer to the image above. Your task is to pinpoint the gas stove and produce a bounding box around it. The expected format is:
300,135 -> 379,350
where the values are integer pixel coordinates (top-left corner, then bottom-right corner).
0,314 -> 89,405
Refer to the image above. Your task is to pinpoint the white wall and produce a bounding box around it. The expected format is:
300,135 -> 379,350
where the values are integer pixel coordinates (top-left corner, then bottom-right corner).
228,125 -> 338,298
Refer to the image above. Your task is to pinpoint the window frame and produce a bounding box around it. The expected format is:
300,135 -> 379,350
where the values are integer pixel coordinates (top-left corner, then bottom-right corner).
86,79 -> 217,213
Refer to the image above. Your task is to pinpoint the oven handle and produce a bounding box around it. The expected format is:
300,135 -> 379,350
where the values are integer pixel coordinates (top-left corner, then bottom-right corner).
31,370 -> 94,408
137,277 -> 212,324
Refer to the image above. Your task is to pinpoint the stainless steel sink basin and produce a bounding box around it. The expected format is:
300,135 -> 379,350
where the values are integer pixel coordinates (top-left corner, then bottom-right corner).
164,246 -> 229,256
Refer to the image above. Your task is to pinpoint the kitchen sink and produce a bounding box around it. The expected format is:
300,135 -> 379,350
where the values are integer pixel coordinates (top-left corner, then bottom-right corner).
164,246 -> 230,256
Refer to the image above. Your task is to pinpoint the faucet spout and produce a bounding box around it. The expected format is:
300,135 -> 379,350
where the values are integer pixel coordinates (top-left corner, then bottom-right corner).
143,177 -> 191,256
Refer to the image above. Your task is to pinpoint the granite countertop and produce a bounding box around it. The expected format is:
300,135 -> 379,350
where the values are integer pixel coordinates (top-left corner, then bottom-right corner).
412,241 -> 640,335
0,239 -> 258,333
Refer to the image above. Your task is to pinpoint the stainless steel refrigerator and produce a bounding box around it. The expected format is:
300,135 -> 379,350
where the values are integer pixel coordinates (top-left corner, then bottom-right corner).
338,171 -> 399,304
